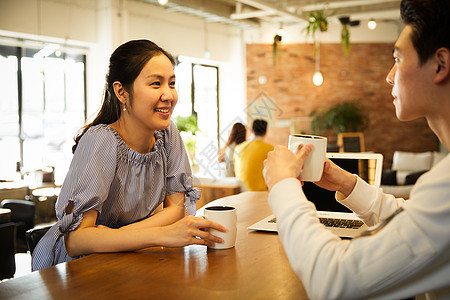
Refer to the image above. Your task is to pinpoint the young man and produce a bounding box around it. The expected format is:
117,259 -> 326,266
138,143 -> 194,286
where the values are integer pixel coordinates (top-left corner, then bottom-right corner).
234,119 -> 274,191
263,0 -> 450,299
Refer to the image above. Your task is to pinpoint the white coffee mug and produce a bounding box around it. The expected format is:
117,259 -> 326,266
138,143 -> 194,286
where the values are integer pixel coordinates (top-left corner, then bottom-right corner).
204,206 -> 237,250
288,134 -> 327,182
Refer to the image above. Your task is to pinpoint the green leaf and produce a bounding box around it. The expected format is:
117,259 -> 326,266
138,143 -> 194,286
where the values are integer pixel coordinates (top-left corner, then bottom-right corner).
174,115 -> 199,134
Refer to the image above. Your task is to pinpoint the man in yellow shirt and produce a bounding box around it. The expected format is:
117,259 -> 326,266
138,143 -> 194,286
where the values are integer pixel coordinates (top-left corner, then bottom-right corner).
234,119 -> 274,191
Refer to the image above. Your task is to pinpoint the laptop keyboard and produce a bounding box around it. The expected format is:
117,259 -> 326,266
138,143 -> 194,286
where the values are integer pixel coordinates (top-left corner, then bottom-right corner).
319,218 -> 364,229
268,217 -> 363,229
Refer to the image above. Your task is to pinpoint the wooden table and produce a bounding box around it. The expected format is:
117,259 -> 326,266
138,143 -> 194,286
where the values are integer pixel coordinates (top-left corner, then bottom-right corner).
194,183 -> 241,209
193,176 -> 242,209
0,192 -> 308,300
32,187 -> 61,223
0,181 -> 29,202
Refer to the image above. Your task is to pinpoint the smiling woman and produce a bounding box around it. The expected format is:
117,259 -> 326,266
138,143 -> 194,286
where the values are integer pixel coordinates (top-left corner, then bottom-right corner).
109,54 -> 178,153
31,40 -> 226,271
72,40 -> 177,154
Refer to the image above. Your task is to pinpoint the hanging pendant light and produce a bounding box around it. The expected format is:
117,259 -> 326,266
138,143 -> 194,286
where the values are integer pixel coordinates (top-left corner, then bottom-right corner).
312,43 -> 323,86
277,22 -> 285,37
313,71 -> 323,86
204,21 -> 210,59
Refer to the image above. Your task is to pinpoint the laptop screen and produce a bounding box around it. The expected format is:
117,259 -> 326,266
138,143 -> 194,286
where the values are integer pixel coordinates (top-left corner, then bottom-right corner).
303,153 -> 383,213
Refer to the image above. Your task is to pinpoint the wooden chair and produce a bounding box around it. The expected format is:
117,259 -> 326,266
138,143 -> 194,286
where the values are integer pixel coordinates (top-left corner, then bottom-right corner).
337,132 -> 365,152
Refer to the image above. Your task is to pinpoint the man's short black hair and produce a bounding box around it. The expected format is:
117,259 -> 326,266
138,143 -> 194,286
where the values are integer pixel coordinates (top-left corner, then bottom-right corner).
401,0 -> 450,65
252,119 -> 268,137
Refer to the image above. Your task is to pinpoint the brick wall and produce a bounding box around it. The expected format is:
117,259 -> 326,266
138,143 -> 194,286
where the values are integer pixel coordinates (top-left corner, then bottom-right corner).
246,43 -> 439,168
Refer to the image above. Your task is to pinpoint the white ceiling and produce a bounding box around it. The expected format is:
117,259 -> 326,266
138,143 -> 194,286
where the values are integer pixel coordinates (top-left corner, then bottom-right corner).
140,0 -> 402,29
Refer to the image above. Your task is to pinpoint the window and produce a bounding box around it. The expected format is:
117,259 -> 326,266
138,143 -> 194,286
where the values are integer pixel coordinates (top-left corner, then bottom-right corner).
174,58 -> 220,177
0,44 -> 86,185
192,63 -> 219,151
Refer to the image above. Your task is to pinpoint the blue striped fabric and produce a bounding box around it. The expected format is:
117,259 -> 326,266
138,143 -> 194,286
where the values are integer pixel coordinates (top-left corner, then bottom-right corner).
31,121 -> 200,271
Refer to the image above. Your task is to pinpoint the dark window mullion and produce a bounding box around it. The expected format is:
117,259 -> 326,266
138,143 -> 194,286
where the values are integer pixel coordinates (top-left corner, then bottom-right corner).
16,46 -> 24,176
83,54 -> 87,121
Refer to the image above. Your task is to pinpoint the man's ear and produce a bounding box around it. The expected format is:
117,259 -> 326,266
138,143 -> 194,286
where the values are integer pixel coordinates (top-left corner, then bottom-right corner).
112,81 -> 129,103
434,47 -> 450,84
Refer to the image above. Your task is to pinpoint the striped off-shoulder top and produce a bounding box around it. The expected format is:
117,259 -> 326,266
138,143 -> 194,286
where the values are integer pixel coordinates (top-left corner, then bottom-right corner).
32,121 -> 199,271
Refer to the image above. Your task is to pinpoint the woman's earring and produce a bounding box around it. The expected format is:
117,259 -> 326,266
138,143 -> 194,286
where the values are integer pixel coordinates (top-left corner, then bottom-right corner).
123,105 -> 127,112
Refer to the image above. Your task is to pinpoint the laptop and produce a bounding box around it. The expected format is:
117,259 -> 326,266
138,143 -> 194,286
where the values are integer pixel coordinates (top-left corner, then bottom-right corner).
248,152 -> 384,238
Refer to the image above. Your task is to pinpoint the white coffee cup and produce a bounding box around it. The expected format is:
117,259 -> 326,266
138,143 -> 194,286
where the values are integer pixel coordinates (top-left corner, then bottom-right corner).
288,134 -> 327,182
204,206 -> 237,250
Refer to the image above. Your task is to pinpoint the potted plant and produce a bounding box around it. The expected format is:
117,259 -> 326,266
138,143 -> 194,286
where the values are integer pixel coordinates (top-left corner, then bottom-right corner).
174,115 -> 199,165
310,101 -> 369,140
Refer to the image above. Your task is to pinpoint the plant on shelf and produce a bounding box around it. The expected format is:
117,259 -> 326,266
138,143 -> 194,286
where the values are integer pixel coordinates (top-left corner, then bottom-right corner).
304,10 -> 329,56
310,101 -> 369,136
174,115 -> 199,165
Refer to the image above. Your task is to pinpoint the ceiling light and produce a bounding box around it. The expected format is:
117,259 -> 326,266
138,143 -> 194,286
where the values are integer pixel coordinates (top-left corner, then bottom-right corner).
312,43 -> 323,86
277,23 -> 285,37
258,75 -> 267,85
34,43 -> 60,58
158,0 -> 168,5
313,71 -> 323,86
368,19 -> 376,30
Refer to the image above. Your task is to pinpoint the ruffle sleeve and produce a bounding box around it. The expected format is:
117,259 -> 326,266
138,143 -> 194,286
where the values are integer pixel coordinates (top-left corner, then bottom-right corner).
164,121 -> 200,215
32,125 -> 118,270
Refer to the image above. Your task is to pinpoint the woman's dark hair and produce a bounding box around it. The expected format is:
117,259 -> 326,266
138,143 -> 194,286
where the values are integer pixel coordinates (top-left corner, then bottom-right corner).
225,122 -> 247,147
252,119 -> 268,137
400,0 -> 450,65
72,40 -> 175,153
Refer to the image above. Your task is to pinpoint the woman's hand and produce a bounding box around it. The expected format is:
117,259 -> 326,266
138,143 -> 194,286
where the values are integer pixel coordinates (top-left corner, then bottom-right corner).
263,144 -> 313,191
315,159 -> 357,198
158,215 -> 226,248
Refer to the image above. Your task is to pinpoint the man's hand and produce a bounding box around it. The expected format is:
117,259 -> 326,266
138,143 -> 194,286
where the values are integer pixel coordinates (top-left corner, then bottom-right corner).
263,144 -> 313,191
314,159 -> 357,198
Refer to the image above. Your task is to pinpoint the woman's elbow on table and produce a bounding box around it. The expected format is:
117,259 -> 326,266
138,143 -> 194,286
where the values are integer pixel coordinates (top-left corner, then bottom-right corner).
64,209 -> 101,257
64,229 -> 86,258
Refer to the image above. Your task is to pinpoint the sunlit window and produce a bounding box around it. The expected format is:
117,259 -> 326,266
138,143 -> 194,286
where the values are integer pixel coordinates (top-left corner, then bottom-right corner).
174,58 -> 220,177
0,44 -> 86,185
0,52 -> 20,181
